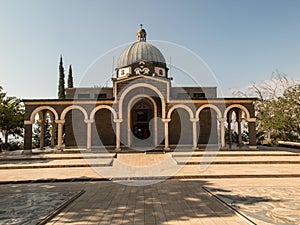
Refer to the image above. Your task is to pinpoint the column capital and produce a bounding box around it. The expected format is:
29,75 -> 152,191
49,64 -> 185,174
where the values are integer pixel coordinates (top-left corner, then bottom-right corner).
247,118 -> 256,122
190,118 -> 199,123
55,119 -> 65,124
84,119 -> 94,124
113,119 -> 123,123
218,118 -> 226,122
162,118 -> 171,123
24,120 -> 34,125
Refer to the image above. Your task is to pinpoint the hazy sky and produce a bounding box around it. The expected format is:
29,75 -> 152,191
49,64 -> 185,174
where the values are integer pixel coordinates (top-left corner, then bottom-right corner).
0,0 -> 299,98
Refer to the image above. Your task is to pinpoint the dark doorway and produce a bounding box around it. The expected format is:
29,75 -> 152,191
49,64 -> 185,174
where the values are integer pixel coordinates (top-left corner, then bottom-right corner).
131,98 -> 154,146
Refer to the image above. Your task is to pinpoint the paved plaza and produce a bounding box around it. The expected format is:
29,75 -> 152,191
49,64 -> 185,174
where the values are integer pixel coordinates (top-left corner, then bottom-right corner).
0,146 -> 299,224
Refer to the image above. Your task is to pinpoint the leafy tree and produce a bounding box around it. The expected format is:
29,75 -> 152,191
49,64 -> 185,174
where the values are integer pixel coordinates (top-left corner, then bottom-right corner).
58,55 -> 66,99
233,71 -> 300,143
0,86 -> 24,144
260,84 -> 300,142
67,64 -> 74,88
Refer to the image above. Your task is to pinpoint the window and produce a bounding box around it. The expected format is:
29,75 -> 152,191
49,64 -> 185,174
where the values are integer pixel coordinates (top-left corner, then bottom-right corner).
159,69 -> 164,76
95,93 -> 107,99
78,94 -> 90,99
121,70 -> 125,75
193,92 -> 206,98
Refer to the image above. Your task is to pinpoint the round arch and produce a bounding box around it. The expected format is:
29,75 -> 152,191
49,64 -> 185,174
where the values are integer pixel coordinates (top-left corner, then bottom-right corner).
224,104 -> 250,120
90,105 -> 117,120
195,104 -> 222,119
30,106 -> 59,123
127,94 -> 158,146
167,104 -> 194,120
118,83 -> 166,119
60,105 -> 89,120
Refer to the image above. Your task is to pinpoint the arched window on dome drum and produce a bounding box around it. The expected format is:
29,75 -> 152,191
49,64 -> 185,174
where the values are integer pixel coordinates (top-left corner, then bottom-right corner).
159,69 -> 163,76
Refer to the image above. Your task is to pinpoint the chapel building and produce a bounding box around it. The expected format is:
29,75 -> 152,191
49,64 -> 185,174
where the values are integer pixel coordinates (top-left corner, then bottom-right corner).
23,26 -> 257,152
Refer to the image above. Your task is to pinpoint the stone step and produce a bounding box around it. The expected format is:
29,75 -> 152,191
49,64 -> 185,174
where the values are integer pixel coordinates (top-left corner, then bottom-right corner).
172,153 -> 299,157
0,157 -> 115,169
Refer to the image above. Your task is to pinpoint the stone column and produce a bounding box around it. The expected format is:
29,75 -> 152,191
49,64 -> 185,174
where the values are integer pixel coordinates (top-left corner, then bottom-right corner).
227,113 -> 232,148
218,118 -> 226,148
39,117 -> 45,149
162,118 -> 171,151
50,122 -> 55,148
56,120 -> 65,150
190,118 -> 199,150
248,118 -> 257,149
24,121 -> 33,153
237,115 -> 242,146
114,119 -> 122,151
84,119 -> 94,150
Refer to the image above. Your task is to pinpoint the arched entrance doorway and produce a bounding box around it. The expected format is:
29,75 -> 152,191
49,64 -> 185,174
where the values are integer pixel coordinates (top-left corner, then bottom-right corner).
129,98 -> 155,148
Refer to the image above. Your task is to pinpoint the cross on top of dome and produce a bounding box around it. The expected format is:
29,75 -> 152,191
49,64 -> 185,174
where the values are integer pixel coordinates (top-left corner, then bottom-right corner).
137,24 -> 146,41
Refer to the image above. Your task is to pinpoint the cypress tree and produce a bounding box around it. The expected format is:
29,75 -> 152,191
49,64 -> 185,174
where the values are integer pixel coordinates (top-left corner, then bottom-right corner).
67,65 -> 74,88
58,55 -> 66,99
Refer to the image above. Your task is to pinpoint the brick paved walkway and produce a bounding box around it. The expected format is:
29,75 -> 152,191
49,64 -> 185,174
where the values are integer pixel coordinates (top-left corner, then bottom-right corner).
0,148 -> 299,224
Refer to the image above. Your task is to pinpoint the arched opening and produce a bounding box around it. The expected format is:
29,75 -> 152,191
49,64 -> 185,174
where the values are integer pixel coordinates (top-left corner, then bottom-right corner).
31,110 -> 56,149
131,98 -> 153,140
130,97 -> 154,147
226,108 -> 248,148
117,85 -> 163,149
92,109 -> 116,147
169,108 -> 193,146
198,108 -> 218,146
64,109 -> 87,148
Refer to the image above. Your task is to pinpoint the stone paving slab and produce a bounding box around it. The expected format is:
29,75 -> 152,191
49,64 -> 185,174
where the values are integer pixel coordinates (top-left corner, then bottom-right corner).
0,180 -> 248,225
0,149 -> 300,224
1,179 -> 299,224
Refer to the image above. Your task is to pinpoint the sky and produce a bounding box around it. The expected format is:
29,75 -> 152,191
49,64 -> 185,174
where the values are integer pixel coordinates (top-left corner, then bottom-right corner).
0,0 -> 299,99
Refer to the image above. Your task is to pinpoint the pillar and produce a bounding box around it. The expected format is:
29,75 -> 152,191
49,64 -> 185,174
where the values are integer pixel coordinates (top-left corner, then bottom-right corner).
50,122 -> 55,148
218,118 -> 226,148
237,115 -> 242,146
24,121 -> 33,153
56,120 -> 65,150
248,118 -> 257,149
190,118 -> 199,150
227,112 -> 232,148
162,118 -> 171,150
39,118 -> 45,149
84,119 -> 94,150
114,119 -> 122,151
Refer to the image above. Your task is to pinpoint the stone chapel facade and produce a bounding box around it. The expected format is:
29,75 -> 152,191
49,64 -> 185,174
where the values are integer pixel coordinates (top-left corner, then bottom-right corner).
23,27 -> 257,152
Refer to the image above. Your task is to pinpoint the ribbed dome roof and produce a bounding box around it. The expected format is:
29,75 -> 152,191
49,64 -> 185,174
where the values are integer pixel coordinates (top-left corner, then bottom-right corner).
116,41 -> 166,69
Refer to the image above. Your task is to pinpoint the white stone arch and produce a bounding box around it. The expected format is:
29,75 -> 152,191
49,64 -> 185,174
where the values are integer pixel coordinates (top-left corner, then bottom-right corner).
60,105 -> 88,120
195,104 -> 222,119
167,104 -> 194,120
224,104 -> 250,120
30,106 -> 59,123
127,94 -> 158,146
118,83 -> 166,119
90,105 -> 117,120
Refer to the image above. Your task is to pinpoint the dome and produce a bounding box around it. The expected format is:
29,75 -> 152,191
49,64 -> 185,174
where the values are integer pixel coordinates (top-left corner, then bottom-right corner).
116,41 -> 166,69
116,25 -> 166,69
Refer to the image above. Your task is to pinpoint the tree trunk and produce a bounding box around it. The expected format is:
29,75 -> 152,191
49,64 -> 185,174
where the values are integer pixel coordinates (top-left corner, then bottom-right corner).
5,132 -> 8,144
